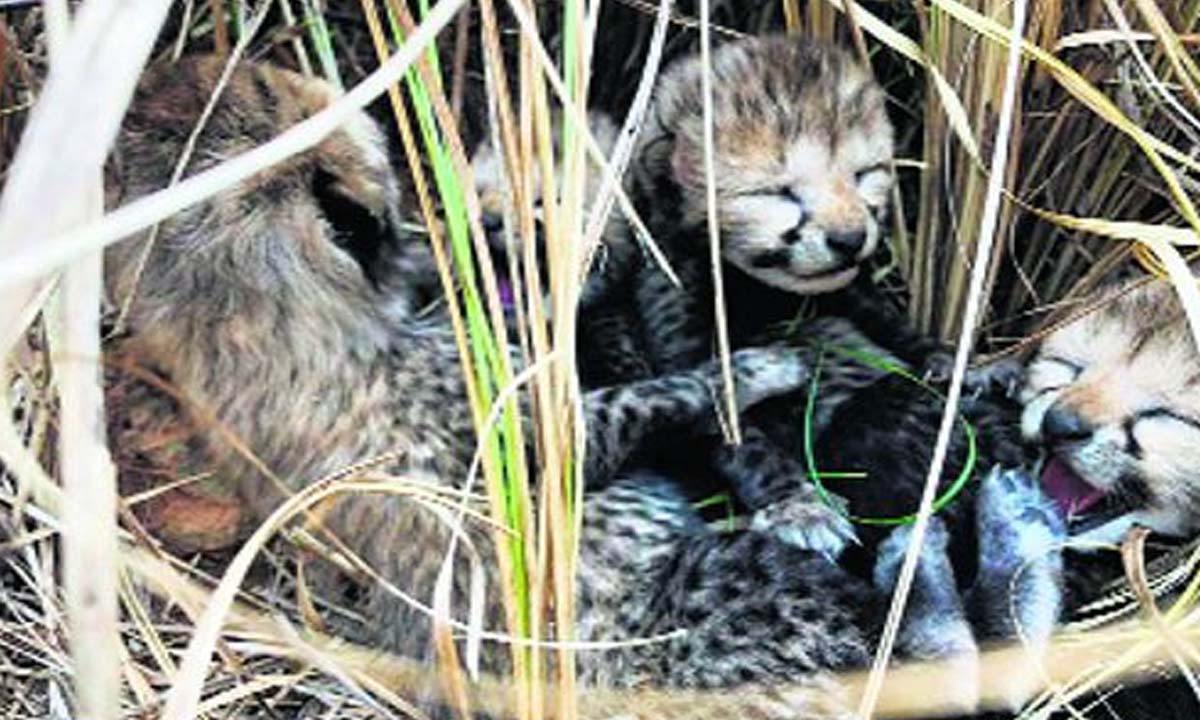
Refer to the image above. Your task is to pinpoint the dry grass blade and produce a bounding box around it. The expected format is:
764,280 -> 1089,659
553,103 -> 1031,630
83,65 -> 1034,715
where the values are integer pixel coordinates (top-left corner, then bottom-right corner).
1017,206 -> 1198,247
820,0 -> 982,163
781,0 -> 800,32
0,0 -> 173,355
5,2 -> 1200,718
499,0 -> 681,288
1130,0 -> 1200,111
698,0 -> 740,444
1,7 -> 153,713
1102,0 -> 1200,138
275,0 -> 313,74
0,377 -> 63,515
355,2 -> 521,711
118,537 -> 1200,719
53,231 -> 121,720
162,472 -> 470,720
580,0 -> 673,279
1120,528 -> 1200,702
928,0 -> 1200,231
210,0 -> 231,56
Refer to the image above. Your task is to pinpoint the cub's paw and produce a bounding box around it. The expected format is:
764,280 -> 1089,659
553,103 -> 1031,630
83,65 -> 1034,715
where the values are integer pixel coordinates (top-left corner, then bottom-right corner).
750,494 -> 857,560
965,358 -> 1025,400
974,465 -> 1064,701
921,351 -> 955,385
874,517 -> 951,590
977,465 -> 1065,564
922,352 -> 1025,400
724,346 -> 809,410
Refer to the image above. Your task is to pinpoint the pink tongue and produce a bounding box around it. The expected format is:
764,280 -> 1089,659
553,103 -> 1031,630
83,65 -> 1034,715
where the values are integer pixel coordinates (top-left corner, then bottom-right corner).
1042,457 -> 1106,516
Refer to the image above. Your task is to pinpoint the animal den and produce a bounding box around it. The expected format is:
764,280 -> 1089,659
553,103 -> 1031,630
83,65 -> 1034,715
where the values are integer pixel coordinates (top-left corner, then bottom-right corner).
0,2 -> 1198,719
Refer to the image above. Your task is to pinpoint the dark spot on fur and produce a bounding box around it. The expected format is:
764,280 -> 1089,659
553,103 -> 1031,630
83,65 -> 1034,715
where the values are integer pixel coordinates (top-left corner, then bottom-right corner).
750,248 -> 792,269
312,167 -> 391,285
251,66 -> 280,111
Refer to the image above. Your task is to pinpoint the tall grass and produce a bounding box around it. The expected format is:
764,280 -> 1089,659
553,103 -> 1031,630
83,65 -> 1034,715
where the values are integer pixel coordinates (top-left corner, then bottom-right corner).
2,1 -> 1200,718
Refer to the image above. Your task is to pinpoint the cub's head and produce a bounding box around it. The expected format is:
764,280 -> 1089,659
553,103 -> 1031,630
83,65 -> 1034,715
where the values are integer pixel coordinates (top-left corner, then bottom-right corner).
471,111 -> 635,311
1021,280 -> 1200,543
107,57 -> 420,363
633,35 -> 894,294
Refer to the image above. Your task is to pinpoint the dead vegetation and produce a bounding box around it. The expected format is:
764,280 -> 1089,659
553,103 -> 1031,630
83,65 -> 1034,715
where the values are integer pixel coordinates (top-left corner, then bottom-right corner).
1,1 -> 1200,718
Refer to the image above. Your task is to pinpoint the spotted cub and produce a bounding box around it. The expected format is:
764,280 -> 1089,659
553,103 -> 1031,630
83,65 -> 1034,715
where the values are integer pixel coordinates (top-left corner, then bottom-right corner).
105,55 -> 1044,718
1018,276 -> 1200,717
1022,278 -> 1200,545
608,35 -> 959,556
631,34 -> 893,296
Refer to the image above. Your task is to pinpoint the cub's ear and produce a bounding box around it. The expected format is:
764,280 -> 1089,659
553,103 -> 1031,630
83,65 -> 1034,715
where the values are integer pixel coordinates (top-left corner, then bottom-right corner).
311,166 -> 394,285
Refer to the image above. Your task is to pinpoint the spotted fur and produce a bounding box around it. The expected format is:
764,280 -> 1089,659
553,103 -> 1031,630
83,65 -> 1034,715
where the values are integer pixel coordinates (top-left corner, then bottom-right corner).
1012,276 -> 1200,717
630,35 -> 894,296
605,35 -> 965,557
468,110 -> 650,386
104,56 -> 989,716
1021,278 -> 1200,545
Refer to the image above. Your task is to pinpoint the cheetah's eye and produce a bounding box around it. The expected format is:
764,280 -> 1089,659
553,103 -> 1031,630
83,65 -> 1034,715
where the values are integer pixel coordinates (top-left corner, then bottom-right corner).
854,163 -> 888,184
773,187 -> 802,203
1133,407 -> 1200,432
1041,355 -> 1084,376
771,187 -> 807,223
1026,354 -> 1083,395
1128,407 -> 1200,457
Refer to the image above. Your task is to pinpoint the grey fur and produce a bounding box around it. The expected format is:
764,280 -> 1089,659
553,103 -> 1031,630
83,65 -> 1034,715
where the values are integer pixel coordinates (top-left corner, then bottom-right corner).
104,56 -> 986,718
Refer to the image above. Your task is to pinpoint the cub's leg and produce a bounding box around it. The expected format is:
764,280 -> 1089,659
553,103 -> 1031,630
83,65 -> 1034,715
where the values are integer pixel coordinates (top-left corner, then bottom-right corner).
632,529 -> 876,719
582,346 -> 808,483
712,426 -> 856,558
969,466 -> 1065,640
967,465 -> 1065,710
874,518 -> 980,714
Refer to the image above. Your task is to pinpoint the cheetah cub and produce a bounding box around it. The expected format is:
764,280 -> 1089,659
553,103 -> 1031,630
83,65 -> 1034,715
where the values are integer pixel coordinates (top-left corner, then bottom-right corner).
469,110 -> 652,386
105,54 -> 809,674
613,35 -> 926,556
1019,276 -> 1200,716
107,56 -> 1039,717
631,35 -> 893,298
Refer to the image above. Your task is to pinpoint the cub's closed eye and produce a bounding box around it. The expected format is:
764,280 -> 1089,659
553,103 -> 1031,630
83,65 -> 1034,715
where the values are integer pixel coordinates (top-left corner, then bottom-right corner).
1040,354 -> 1084,375
854,163 -> 887,182
1025,354 -> 1082,397
1135,407 -> 1200,432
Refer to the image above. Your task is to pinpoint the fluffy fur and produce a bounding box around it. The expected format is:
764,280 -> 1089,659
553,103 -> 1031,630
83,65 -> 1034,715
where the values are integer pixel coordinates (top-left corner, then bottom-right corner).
610,35 -> 965,558
631,35 -> 893,295
104,56 -> 1043,717
1021,278 -> 1200,545
468,110 -> 650,386
1013,276 -> 1200,718
103,55 -> 814,689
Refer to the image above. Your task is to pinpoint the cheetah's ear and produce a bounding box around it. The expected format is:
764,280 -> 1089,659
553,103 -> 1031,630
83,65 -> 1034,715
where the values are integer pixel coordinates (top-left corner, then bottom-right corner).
311,167 -> 394,286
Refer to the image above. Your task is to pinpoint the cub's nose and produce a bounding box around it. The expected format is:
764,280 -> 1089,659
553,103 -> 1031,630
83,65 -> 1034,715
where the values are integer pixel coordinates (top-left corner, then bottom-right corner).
1041,404 -> 1093,443
481,211 -> 507,250
826,228 -> 867,260
482,211 -> 504,236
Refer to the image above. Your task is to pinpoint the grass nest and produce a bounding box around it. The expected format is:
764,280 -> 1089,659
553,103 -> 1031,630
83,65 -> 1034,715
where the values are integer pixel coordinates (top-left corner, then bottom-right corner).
2,1 -> 1200,718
